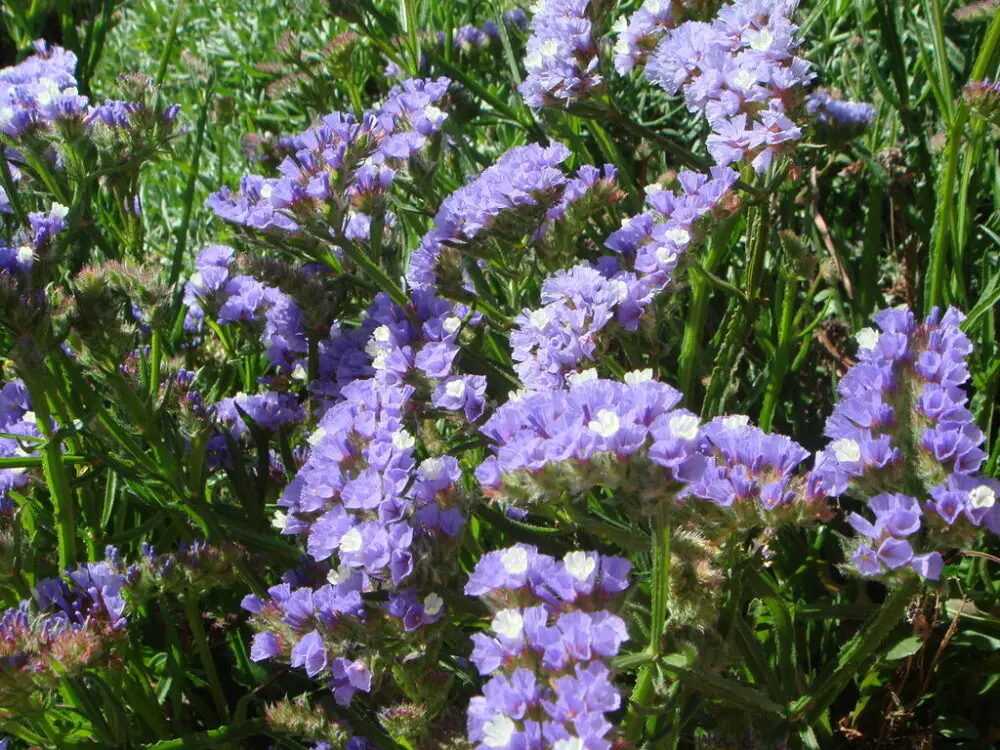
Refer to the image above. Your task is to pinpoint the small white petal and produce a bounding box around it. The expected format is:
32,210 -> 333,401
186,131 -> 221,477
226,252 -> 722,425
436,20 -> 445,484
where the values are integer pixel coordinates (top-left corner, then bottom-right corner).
831,438 -> 861,463
563,551 -> 596,582
501,547 -> 529,575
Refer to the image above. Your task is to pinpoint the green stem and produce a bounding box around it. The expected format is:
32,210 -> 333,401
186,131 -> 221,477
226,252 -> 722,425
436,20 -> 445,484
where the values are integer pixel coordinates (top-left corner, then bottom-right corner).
702,203 -> 769,418
149,326 -> 162,400
791,577 -> 920,725
154,2 -> 184,86
182,595 -> 231,724
169,74 -> 215,286
625,506 -> 672,743
927,113 -> 965,311
23,373 -> 77,570
925,9 -> 1000,310
624,666 -> 656,742
759,267 -> 798,432
678,225 -> 731,404
402,0 -> 421,75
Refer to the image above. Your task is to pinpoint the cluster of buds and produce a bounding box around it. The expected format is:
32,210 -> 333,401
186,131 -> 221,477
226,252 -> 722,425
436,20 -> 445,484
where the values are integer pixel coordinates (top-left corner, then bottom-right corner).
127,540 -> 245,599
464,544 -> 631,749
1,558 -> 129,718
265,694 -> 372,749
86,73 -> 181,149
814,307 -> 998,581
963,79 -> 1000,126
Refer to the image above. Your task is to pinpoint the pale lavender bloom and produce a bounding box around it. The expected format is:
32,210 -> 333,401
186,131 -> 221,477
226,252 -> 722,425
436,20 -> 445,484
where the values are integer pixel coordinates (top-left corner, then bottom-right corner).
519,0 -> 603,109
0,44 -> 88,137
646,0 -> 815,172
511,166 -> 736,389
374,77 -> 450,161
465,545 -> 630,749
814,306 -> 986,498
806,91 -> 876,131
432,375 -> 487,422
613,0 -> 676,75
846,493 -> 943,580
211,392 -> 304,439
406,143 -> 570,291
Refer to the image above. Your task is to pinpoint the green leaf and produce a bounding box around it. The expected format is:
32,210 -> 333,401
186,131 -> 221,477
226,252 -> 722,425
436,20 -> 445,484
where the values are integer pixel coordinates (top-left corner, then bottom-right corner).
884,636 -> 924,661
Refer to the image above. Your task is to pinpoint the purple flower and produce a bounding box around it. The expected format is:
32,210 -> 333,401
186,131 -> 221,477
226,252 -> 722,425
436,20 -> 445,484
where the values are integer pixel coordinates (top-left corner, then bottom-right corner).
806,91 -> 876,133
815,306 -> 985,499
330,657 -> 373,706
645,0 -> 814,172
686,415 -> 811,511
846,493 -> 944,580
406,143 -> 571,290
613,0 -> 676,75
519,0 -> 603,109
290,629 -> 328,677
465,547 -> 630,749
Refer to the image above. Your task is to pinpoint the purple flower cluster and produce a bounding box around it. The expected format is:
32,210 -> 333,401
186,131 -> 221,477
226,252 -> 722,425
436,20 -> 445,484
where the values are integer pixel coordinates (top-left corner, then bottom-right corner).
684,415 -> 824,522
815,307 -> 985,495
464,545 -> 631,750
0,40 -> 87,138
242,565 -> 375,706
373,76 -> 451,161
33,560 -> 128,631
519,0 -> 603,109
0,554 -> 131,710
309,287 -> 486,420
85,96 -> 181,132
533,164 -> 622,245
646,0 -> 815,172
476,374 -> 694,502
278,377 -> 465,585
613,0 -> 679,75
406,142 -> 573,291
805,91 -> 876,134
813,306 -> 998,579
206,392 -> 305,466
847,494 -> 944,581
182,245 -> 308,370
0,380 -> 41,512
211,392 -> 305,439
0,203 -> 69,276
511,167 -> 737,390
0,41 -> 178,146
478,375 -> 828,528
207,78 -> 450,237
